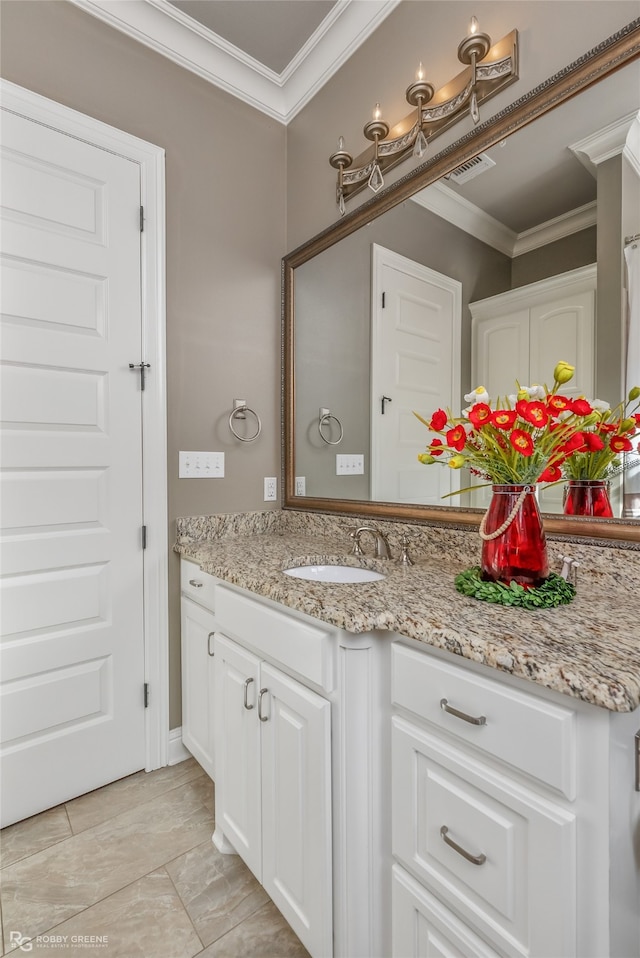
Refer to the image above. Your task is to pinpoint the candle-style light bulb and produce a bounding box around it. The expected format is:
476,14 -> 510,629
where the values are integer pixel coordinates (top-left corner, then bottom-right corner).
416,62 -> 424,81
337,136 -> 345,151
469,15 -> 479,35
373,102 -> 382,121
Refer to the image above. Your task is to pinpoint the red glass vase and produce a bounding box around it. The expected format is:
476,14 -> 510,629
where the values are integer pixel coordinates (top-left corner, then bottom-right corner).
480,484 -> 549,586
563,479 -> 613,518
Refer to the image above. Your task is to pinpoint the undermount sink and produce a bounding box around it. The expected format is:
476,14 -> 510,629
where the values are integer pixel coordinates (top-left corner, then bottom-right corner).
283,564 -> 385,583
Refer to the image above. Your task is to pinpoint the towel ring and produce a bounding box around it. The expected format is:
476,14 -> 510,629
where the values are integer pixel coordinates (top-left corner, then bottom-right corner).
318,407 -> 343,445
229,399 -> 262,442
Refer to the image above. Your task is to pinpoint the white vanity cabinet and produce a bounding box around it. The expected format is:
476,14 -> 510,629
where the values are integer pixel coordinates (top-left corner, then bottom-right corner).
214,631 -> 332,958
213,584 -> 334,958
211,581 -> 394,958
180,558 -> 218,779
390,639 -> 640,958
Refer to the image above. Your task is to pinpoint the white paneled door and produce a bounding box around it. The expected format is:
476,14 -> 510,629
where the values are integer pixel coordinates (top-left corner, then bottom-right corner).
0,109 -> 147,826
371,245 -> 461,505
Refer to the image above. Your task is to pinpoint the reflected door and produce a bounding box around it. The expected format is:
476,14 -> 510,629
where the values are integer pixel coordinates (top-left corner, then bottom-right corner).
371,246 -> 461,504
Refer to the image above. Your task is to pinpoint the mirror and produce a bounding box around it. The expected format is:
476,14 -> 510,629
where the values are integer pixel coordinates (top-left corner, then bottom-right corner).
284,22 -> 640,542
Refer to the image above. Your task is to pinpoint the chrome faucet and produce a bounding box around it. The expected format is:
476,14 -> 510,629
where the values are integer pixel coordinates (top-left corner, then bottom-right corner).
349,526 -> 392,559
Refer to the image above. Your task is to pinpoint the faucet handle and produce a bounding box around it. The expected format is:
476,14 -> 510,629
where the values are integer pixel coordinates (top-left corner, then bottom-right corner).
399,532 -> 415,566
349,529 -> 365,556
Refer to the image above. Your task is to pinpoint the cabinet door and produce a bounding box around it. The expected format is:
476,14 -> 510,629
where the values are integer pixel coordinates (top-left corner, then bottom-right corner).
530,290 -> 595,514
392,863 -> 500,958
470,309 -> 530,509
260,661 -> 332,958
529,290 -> 595,401
180,596 -> 216,779
214,634 -> 262,879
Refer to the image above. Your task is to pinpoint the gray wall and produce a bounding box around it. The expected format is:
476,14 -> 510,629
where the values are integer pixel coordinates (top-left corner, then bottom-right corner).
0,0 -> 286,729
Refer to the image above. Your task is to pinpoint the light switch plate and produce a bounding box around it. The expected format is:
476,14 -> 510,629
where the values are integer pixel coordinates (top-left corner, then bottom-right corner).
179,451 -> 225,478
336,454 -> 364,475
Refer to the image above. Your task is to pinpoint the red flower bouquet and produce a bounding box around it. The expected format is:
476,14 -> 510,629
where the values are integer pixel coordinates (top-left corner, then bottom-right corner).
415,362 -> 597,489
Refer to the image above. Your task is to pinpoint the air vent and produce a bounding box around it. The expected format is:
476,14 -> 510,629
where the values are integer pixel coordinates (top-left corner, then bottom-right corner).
446,152 -> 496,184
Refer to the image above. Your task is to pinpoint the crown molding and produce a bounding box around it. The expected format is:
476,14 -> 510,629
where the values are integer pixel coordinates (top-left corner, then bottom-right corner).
512,201 -> 597,256
412,181 -> 516,256
67,0 -> 401,124
412,182 -> 597,257
569,110 -> 639,172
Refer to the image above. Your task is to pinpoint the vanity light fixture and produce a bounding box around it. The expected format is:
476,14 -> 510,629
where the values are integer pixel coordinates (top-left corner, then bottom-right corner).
329,20 -> 519,214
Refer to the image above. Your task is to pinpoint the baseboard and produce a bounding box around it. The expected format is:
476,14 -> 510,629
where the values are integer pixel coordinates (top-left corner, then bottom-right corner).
168,727 -> 192,765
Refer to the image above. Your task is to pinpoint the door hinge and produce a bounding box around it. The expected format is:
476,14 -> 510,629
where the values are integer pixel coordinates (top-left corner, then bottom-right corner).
140,206 -> 144,232
382,291 -> 386,308
142,525 -> 147,549
144,682 -> 150,708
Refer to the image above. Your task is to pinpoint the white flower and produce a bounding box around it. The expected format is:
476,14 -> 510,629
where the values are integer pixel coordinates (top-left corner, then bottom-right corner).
527,384 -> 546,400
589,398 -> 610,413
464,386 -> 489,405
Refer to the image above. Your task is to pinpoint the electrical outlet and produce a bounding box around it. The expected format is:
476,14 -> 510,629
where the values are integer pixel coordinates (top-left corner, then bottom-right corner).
264,477 -> 277,501
179,451 -> 224,478
295,476 -> 306,496
336,454 -> 364,475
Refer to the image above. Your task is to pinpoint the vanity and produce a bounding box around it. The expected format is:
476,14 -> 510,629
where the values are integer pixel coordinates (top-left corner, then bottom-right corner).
176,512 -> 640,958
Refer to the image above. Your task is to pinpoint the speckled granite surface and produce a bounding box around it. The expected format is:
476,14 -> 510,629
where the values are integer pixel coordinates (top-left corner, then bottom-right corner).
175,511 -> 640,713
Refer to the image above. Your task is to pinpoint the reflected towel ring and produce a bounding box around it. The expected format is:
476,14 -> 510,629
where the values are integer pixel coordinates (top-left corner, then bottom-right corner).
318,407 -> 344,445
229,399 -> 262,442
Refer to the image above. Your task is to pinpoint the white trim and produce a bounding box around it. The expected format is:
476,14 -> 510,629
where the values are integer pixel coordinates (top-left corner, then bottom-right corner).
467,263 -> 597,319
67,0 -> 400,124
168,727 -> 192,766
412,182 -> 516,257
513,202 -> 597,257
412,183 -> 597,258
0,79 -> 170,772
570,111 -> 639,172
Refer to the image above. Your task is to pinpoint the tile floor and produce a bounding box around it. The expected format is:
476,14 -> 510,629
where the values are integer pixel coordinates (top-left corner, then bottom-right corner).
0,758 -> 310,957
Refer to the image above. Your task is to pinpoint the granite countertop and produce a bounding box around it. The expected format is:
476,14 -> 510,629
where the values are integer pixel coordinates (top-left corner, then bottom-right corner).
175,512 -> 640,714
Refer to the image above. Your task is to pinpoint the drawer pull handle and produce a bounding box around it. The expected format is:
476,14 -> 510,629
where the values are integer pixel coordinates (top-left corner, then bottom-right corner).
188,579 -> 203,588
243,677 -> 255,710
440,825 -> 486,866
258,688 -> 269,722
440,698 -> 486,726
207,632 -> 215,657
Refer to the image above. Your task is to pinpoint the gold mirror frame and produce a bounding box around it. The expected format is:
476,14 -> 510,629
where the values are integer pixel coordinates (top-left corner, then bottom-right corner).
283,20 -> 640,544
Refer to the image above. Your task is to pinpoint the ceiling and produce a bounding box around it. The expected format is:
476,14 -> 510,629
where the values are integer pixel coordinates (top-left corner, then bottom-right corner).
68,0 -> 400,123
166,0 -> 337,74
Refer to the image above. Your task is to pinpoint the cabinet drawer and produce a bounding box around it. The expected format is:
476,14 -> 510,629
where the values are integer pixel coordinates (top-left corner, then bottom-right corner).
216,585 -> 335,691
392,864 -> 500,958
392,642 -> 576,797
180,558 -> 217,612
392,716 -> 576,958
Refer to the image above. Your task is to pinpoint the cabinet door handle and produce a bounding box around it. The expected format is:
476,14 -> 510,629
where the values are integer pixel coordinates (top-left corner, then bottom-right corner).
243,677 -> 255,710
207,632 -> 215,656
188,579 -> 203,588
440,825 -> 486,865
440,697 -> 486,726
258,688 -> 269,722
